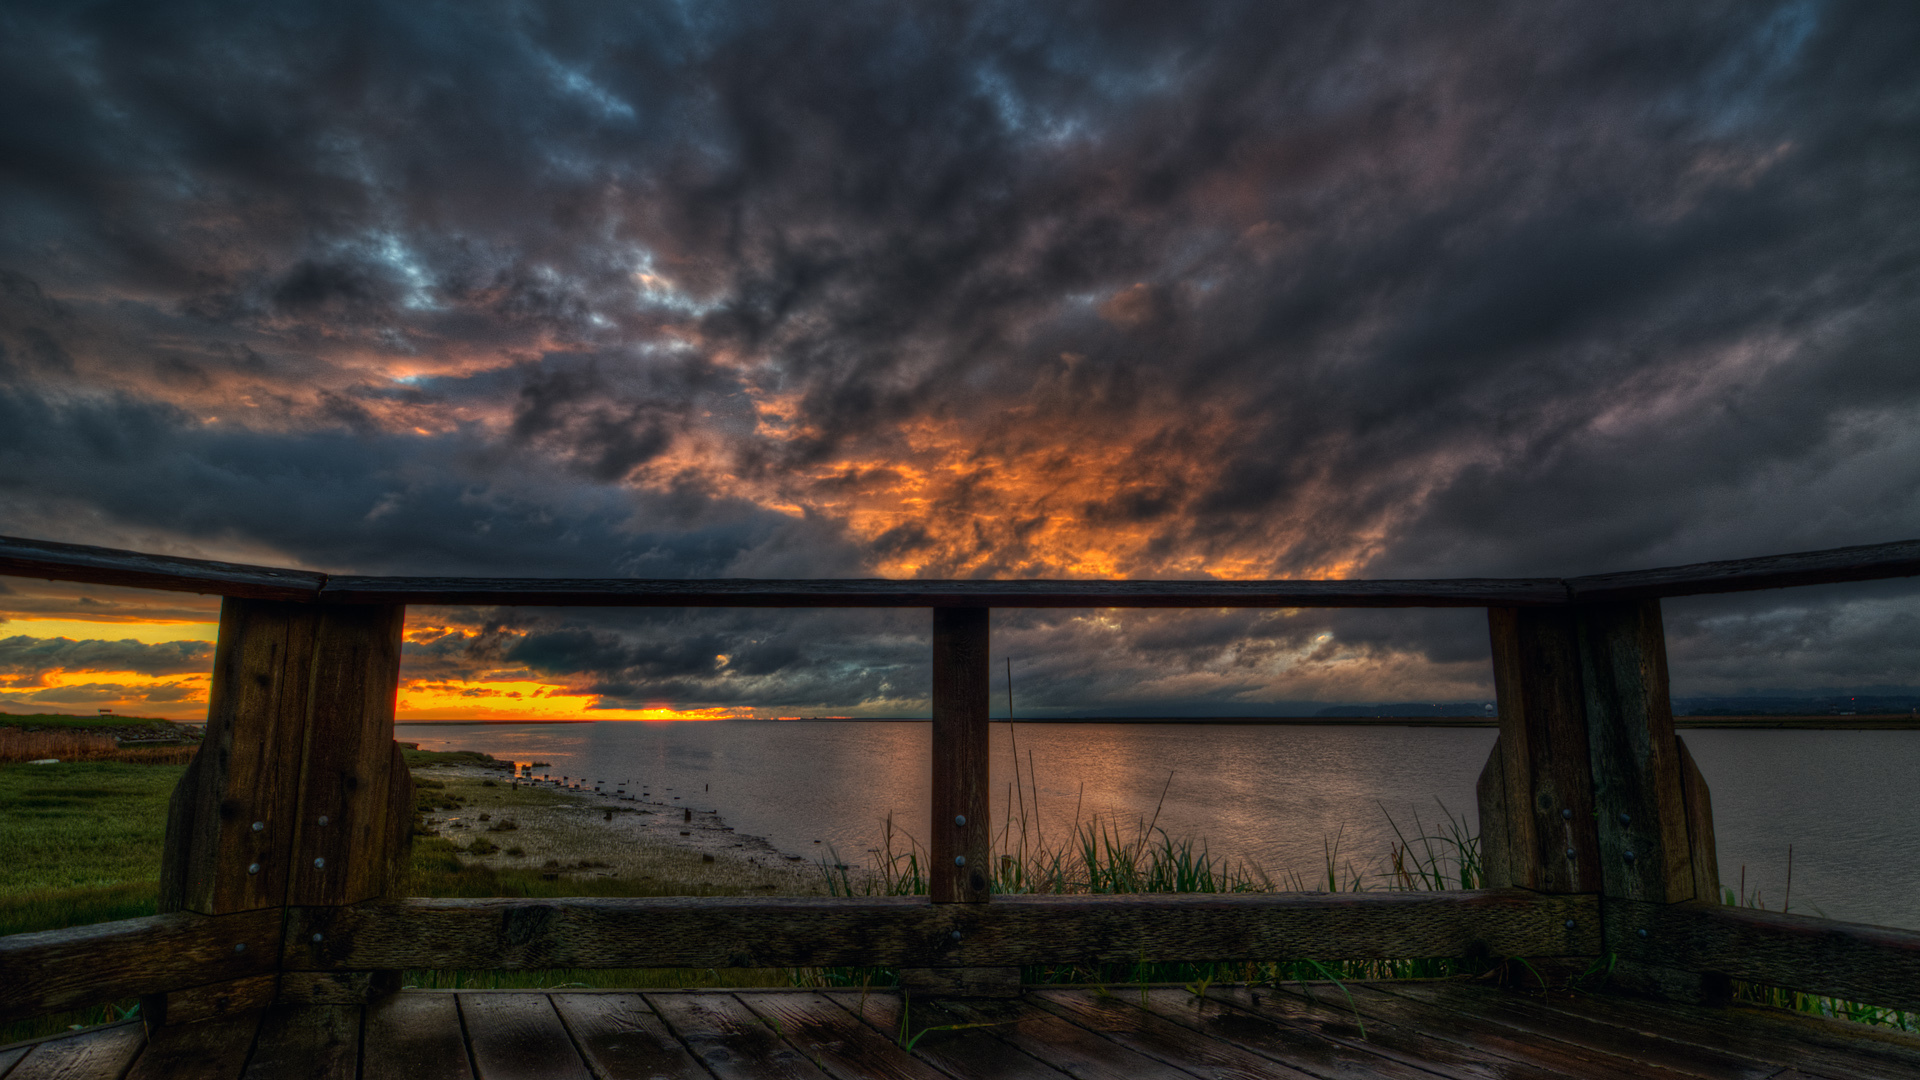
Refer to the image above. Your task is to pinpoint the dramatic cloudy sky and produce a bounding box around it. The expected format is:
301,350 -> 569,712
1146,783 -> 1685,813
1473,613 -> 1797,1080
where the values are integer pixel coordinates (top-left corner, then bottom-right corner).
2,0 -> 1916,720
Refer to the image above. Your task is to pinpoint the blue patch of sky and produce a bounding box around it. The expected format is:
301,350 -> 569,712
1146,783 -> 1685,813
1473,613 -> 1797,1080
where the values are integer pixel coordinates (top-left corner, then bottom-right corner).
1693,0 -> 1823,138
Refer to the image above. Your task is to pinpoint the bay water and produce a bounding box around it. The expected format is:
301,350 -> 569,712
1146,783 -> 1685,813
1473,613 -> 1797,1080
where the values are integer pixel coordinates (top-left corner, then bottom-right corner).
399,720 -> 1919,930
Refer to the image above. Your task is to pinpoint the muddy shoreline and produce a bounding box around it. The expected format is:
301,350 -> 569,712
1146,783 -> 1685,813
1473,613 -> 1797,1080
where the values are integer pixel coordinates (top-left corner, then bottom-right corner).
413,762 -> 829,895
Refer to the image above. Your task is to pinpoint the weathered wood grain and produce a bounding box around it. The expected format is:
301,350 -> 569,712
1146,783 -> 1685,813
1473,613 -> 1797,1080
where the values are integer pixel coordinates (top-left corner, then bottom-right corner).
0,1044 -> 30,1076
286,604 -> 405,907
148,974 -> 280,1027
550,993 -> 707,1080
276,971 -> 400,1005
894,968 -> 1020,998
362,992 -> 472,1080
737,991 -> 949,1080
1398,981 -> 1920,1080
834,992 -> 1071,1080
1378,982 -> 1797,1080
939,997 -> 1195,1080
11,532 -> 1920,609
1473,741 -> 1513,888
240,1005 -> 358,1080
1272,984 -> 1688,1080
1152,986 -> 1501,1080
1031,990 -> 1322,1080
163,597 -> 320,915
1566,536 -> 1920,601
1500,981 -> 1920,1079
284,891 -> 1598,971
647,992 -> 831,1080
382,741 -> 414,897
1487,607 -> 1601,893
320,575 -> 1572,608
460,994 -> 593,1080
2,1022 -> 146,1080
0,909 -> 280,1023
1676,736 -> 1720,906
123,1010 -> 261,1080
930,607 -> 991,904
1578,600 -> 1694,904
1320,983 -> 1697,1076
0,535 -> 326,601
1606,899 -> 1920,1012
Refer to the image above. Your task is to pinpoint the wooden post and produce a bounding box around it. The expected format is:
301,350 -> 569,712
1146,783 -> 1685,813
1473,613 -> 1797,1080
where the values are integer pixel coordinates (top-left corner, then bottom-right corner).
1578,600 -> 1692,904
286,604 -> 407,908
152,598 -> 413,1023
1479,608 -> 1601,894
151,598 -> 319,1023
905,606 -> 1016,996
928,606 -> 991,904
1576,599 -> 1727,1004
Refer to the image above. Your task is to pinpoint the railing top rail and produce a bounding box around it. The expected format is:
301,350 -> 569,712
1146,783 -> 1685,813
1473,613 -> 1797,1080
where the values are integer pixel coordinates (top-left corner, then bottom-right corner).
2,533 -> 1917,608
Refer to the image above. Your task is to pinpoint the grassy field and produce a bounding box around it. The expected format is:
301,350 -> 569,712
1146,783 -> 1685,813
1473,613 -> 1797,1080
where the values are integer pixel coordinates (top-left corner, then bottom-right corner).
0,711 -> 190,731
0,761 -> 185,936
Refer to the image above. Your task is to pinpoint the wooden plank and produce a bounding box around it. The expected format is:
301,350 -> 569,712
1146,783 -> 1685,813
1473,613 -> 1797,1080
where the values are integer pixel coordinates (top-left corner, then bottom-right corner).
1578,600 -> 1694,904
363,992 -> 473,1080
163,597 -> 321,915
240,1005 -> 359,1080
0,1045 -> 31,1076
4,1023 -> 145,1080
0,910 -> 280,1023
1566,536 -> 1920,601
831,992 -> 1071,1080
1606,898 -> 1920,1012
147,974 -> 279,1027
737,991 -> 948,1080
0,534 -> 326,602
286,605 -> 405,907
932,997 -> 1196,1080
1249,983 -> 1690,1080
1405,982 -> 1920,1080
320,575 -> 1571,608
1487,607 -> 1601,893
647,993 -> 831,1080
1188,985 -> 1578,1080
1676,736 -> 1720,905
894,968 -> 1020,998
11,531 -> 1920,609
124,1011 -> 262,1080
382,741 -> 414,896
285,891 -> 1600,971
1473,739 -> 1513,888
930,607 -> 991,904
550,993 -> 707,1080
277,971 -> 401,1005
459,994 -> 592,1080
1030,989 -> 1324,1080
1377,982 -> 1805,1080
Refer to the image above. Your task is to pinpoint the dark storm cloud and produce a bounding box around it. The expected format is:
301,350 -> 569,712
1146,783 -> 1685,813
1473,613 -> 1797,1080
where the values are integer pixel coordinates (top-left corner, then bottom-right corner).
0,635 -> 212,679
1,0 -> 1916,710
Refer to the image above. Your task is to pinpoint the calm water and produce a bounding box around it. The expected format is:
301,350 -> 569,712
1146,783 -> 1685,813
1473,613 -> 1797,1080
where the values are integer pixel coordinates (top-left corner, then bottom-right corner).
399,721 -> 1920,929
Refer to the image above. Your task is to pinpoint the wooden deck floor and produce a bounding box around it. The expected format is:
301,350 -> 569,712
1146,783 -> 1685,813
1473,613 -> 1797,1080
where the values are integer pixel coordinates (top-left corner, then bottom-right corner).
4,982 -> 1919,1080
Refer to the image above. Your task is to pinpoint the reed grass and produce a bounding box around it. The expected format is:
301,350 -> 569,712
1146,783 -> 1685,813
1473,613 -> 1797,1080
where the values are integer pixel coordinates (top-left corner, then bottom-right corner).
2,749 -> 1911,1041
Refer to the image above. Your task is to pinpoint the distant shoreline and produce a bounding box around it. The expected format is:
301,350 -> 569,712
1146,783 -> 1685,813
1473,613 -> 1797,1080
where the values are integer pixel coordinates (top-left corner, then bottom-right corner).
396,715 -> 1920,730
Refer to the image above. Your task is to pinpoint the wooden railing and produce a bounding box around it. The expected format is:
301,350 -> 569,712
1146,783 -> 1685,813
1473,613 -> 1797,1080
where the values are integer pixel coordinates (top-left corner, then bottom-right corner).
2,533 -> 1918,1025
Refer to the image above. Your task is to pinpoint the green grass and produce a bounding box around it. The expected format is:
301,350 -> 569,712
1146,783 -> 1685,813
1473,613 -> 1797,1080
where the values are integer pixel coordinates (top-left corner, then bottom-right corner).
0,711 -> 186,731
0,761 -> 182,934
403,747 -> 512,769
